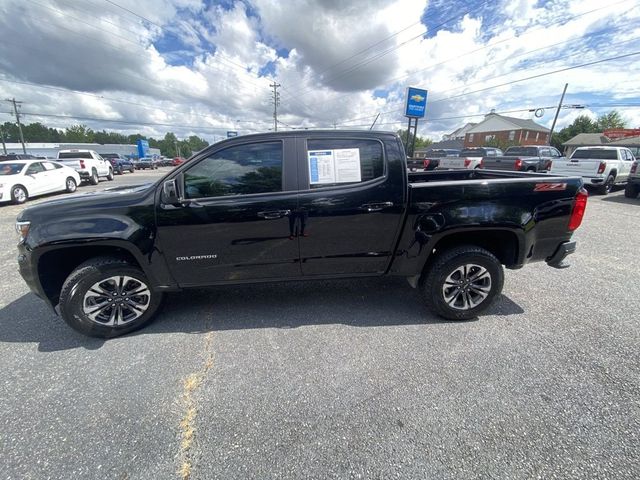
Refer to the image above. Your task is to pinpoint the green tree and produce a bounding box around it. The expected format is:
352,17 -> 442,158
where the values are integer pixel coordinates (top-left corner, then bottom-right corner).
22,122 -> 52,142
596,111 -> 627,130
396,129 -> 433,154
551,114 -> 599,150
63,124 -> 94,142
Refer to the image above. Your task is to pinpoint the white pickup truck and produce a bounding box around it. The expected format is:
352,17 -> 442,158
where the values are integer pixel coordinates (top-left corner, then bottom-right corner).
549,146 -> 636,195
437,147 -> 503,170
625,160 -> 640,198
56,150 -> 114,185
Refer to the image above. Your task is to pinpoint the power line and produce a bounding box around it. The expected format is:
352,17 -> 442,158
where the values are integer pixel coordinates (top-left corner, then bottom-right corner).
5,99 -> 27,153
286,0 -> 636,112
285,0 -> 494,98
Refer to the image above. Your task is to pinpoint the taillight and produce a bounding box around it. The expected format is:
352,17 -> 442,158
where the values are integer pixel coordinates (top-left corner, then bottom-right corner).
568,188 -> 588,231
514,158 -> 523,170
80,160 -> 85,169
631,162 -> 638,174
423,159 -> 430,169
464,159 -> 471,167
597,161 -> 606,174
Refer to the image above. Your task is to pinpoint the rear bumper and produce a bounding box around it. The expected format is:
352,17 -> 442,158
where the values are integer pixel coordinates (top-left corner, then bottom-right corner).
546,241 -> 576,269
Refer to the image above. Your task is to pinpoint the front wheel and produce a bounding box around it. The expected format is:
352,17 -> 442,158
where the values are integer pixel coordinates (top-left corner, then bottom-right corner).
106,168 -> 114,181
59,257 -> 163,338
65,177 -> 77,193
129,166 -> 135,173
624,183 -> 639,198
422,246 -> 504,321
117,165 -> 124,175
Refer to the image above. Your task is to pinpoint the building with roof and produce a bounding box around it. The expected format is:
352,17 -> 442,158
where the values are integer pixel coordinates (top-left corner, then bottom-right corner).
442,123 -> 477,141
463,112 -> 550,148
0,142 -> 161,159
561,133 -> 611,156
608,136 -> 640,157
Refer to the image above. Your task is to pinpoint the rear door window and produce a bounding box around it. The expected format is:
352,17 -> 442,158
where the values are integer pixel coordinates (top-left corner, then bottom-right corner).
306,138 -> 384,189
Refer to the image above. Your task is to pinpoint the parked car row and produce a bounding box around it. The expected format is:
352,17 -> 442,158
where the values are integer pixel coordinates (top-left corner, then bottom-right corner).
409,144 -> 638,196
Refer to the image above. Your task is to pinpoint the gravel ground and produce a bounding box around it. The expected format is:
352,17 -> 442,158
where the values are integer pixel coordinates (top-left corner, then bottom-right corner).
0,173 -> 638,480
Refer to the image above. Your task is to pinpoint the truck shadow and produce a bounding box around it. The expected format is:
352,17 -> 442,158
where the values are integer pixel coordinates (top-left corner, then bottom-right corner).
599,194 -> 639,205
0,278 -> 524,352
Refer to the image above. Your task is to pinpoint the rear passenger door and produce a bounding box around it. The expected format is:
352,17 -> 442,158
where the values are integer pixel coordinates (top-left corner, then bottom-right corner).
296,136 -> 405,276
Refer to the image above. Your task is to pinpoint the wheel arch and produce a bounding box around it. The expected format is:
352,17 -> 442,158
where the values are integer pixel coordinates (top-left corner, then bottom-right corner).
36,243 -> 165,308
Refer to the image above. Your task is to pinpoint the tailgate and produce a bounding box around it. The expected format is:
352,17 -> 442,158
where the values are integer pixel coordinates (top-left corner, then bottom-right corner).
482,156 -> 517,171
550,159 -> 600,176
438,157 -> 468,169
56,159 -> 82,169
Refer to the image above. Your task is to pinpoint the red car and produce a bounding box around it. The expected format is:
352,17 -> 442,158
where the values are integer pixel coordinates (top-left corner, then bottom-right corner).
172,157 -> 186,166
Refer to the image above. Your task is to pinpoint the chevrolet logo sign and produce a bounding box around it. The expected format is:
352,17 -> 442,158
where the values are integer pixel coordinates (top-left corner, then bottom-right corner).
410,94 -> 425,102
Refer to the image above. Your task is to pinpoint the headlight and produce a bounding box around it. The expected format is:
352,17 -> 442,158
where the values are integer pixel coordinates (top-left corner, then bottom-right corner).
16,221 -> 30,242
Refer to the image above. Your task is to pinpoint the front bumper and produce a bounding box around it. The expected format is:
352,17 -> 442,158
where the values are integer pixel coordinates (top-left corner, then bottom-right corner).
546,241 -> 576,269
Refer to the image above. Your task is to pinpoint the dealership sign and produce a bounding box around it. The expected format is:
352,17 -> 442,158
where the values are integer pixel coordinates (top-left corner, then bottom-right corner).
137,139 -> 149,158
227,131 -> 238,138
405,87 -> 428,118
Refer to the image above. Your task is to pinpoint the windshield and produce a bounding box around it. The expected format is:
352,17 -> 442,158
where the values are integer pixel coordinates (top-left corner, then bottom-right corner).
0,163 -> 25,175
460,149 -> 484,157
571,149 -> 618,160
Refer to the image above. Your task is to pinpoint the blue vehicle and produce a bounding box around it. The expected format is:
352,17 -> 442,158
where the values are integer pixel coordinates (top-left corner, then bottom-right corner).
100,153 -> 135,174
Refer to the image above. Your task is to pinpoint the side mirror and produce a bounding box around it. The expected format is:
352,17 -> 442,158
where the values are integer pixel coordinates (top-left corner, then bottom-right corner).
162,179 -> 181,204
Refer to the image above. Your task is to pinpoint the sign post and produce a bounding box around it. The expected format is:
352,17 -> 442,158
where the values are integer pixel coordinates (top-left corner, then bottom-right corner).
404,87 -> 428,158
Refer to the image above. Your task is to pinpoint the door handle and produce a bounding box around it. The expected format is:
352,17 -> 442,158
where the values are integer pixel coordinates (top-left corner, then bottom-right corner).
257,209 -> 290,220
360,202 -> 394,212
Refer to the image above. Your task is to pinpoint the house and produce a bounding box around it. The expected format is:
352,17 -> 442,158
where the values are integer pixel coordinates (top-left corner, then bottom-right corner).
463,112 -> 550,148
561,133 -> 610,156
442,123 -> 476,141
608,135 -> 640,157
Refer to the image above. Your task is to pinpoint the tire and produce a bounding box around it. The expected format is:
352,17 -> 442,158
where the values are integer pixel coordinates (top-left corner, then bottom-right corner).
11,184 -> 28,204
624,183 -> 639,198
106,168 -> 114,181
59,257 -> 163,338
129,166 -> 135,173
526,167 -> 536,172
422,245 -> 504,321
89,169 -> 99,185
117,166 -> 124,175
597,175 -> 615,195
65,177 -> 77,193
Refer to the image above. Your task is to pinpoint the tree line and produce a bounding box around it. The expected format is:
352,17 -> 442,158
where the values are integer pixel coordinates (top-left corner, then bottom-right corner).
0,121 -> 209,158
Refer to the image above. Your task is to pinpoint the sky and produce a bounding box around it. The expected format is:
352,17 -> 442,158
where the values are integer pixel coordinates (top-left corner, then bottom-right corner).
0,0 -> 639,143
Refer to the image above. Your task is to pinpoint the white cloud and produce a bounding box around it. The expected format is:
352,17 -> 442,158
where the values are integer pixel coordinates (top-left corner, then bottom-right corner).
0,0 -> 638,145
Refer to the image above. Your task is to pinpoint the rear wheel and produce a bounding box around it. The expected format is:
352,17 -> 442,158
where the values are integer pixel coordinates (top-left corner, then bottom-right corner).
422,246 -> 504,320
11,185 -> 28,204
117,165 -> 124,175
597,175 -> 615,195
59,257 -> 163,338
89,169 -> 99,185
65,177 -> 77,193
129,166 -> 135,173
106,168 -> 114,181
624,183 -> 639,198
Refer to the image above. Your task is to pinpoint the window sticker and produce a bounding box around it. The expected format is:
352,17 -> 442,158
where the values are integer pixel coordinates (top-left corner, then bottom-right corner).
308,148 -> 361,185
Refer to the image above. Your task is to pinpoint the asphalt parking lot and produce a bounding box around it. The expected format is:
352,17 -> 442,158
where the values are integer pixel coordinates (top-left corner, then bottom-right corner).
1,171 -> 639,479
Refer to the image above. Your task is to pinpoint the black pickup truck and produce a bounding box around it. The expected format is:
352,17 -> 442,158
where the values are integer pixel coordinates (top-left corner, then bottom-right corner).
482,145 -> 564,172
16,131 -> 587,338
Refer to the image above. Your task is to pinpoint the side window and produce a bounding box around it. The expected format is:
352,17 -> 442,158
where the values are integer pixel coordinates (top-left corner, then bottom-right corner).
26,162 -> 45,174
42,162 -> 57,171
550,148 -> 561,158
184,141 -> 283,199
306,138 -> 384,189
539,147 -> 550,157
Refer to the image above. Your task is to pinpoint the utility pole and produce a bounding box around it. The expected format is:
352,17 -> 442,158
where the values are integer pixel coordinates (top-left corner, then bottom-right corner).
0,127 -> 7,155
6,98 -> 26,154
270,82 -> 280,131
548,83 -> 568,145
